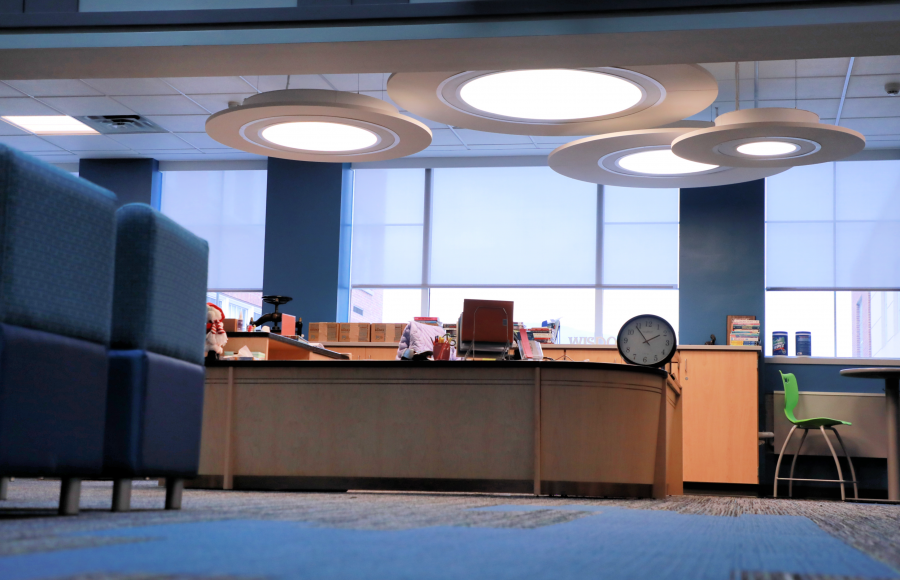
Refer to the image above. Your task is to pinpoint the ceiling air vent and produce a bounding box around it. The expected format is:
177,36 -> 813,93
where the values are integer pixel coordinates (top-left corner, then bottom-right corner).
74,115 -> 167,134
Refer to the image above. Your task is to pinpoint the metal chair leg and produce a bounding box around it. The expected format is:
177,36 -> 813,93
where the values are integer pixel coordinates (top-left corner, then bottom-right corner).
112,479 -> 132,512
788,429 -> 810,498
0,477 -> 8,500
773,425 -> 797,497
829,427 -> 858,499
58,478 -> 81,516
821,426 -> 847,501
165,478 -> 184,510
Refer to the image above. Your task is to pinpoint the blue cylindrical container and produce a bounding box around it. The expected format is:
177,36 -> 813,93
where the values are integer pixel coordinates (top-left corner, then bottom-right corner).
772,331 -> 788,356
796,331 -> 812,356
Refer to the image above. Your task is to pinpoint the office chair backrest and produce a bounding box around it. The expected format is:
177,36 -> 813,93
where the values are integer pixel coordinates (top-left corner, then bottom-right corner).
779,371 -> 800,423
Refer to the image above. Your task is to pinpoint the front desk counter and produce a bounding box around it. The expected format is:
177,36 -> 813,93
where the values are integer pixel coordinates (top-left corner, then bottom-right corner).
324,343 -> 761,486
192,360 -> 683,499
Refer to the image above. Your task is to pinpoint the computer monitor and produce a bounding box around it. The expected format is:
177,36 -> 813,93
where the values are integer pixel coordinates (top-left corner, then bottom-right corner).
458,299 -> 514,359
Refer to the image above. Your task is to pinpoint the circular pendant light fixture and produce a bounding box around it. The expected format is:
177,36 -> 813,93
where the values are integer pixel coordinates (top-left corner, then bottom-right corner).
386,65 -> 718,136
670,108 -> 865,168
206,89 -> 432,162
548,128 -> 788,188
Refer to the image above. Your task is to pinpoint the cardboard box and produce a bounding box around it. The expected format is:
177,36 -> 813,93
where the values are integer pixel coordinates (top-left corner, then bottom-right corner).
223,318 -> 241,333
371,323 -> 387,342
387,323 -> 407,343
339,323 -> 371,342
308,322 -> 339,343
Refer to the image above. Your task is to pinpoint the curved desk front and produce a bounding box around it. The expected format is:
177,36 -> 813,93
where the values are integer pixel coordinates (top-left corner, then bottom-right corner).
190,361 -> 682,498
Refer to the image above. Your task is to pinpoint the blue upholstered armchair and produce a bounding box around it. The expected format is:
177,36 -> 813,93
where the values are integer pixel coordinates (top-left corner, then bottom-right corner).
103,203 -> 209,512
0,145 -> 118,515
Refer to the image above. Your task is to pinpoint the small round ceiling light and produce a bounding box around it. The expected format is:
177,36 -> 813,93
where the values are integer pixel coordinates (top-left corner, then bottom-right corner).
206,89 -> 432,162
549,128 -> 788,188
671,108 -> 865,168
387,65 -> 718,136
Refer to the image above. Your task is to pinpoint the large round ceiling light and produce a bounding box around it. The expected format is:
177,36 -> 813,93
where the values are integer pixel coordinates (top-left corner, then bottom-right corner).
261,122 -> 379,152
206,89 -> 432,162
387,65 -> 718,136
549,128 -> 788,188
458,69 -> 643,121
671,108 -> 865,168
735,141 -> 799,157
617,149 -> 717,175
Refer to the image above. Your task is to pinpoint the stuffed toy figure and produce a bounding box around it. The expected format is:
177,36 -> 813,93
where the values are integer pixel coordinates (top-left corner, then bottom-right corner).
206,302 -> 228,358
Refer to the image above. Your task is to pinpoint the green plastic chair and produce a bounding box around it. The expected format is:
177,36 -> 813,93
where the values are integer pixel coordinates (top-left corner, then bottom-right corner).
774,371 -> 858,500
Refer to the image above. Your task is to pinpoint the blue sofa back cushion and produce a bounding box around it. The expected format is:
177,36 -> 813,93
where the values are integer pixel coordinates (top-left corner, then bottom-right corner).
0,145 -> 117,345
0,323 -> 108,475
104,350 -> 205,477
111,204 -> 209,365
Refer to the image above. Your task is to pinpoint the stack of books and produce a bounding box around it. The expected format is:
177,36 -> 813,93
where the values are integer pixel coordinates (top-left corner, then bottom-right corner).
443,322 -> 457,342
730,318 -> 760,345
414,316 -> 442,327
530,327 -> 554,344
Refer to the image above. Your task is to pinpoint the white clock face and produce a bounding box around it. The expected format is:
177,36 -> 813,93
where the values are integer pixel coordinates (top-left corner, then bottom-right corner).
617,315 -> 676,367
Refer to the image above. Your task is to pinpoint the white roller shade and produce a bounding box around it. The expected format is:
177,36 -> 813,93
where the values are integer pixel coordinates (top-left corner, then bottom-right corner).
160,170 -> 267,290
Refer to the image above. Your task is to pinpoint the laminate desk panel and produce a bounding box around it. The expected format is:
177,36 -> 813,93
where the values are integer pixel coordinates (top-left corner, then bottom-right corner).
193,361 -> 680,498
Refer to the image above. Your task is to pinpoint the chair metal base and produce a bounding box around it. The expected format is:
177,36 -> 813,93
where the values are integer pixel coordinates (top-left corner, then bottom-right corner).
0,477 -> 8,501
165,478 -> 184,510
108,478 -> 185,512
773,425 -> 859,500
59,478 -> 81,516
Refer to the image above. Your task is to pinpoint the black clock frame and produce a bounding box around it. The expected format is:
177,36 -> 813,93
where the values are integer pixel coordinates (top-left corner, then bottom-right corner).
616,314 -> 677,368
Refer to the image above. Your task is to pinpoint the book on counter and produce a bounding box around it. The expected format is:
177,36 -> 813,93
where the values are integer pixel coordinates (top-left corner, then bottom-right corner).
414,316 -> 442,327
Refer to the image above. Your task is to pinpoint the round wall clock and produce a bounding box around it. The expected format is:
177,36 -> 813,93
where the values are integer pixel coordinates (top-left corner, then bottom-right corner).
616,314 -> 677,367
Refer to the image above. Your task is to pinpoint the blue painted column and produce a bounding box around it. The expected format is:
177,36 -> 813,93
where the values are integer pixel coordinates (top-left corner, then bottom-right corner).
262,158 -> 352,327
679,179 -> 765,346
78,158 -> 161,209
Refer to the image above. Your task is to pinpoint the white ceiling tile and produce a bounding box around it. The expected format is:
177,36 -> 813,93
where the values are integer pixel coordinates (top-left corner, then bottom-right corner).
0,98 -> 61,115
796,99 -> 840,119
840,97 -> 900,119
106,133 -> 195,150
0,119 -> 29,136
189,93 -> 256,114
797,58 -> 851,77
257,76 -> 288,92
698,62 -> 754,81
797,77 -> 845,100
144,115 -> 209,133
40,96 -> 135,116
709,101 -> 736,116
0,82 -> 25,97
422,145 -> 468,152
0,135 -> 63,152
865,140 -> 900,149
4,80 -> 102,97
530,135 -> 589,144
43,134 -> 131,151
162,77 -> 258,95
757,60 -> 797,79
757,78 -> 797,100
112,95 -> 209,115
81,78 -> 180,96
359,73 -> 388,91
175,133 -> 228,149
839,117 -> 900,136
196,150 -> 266,160
852,56 -> 900,76
847,75 -> 900,99
468,144 -> 538,150
452,130 -> 532,145
756,100 -> 799,109
430,128 -> 463,146
79,151 -> 142,158
320,74 -> 362,92
288,75 -> 333,90
714,80 -> 756,102
34,154 -> 80,163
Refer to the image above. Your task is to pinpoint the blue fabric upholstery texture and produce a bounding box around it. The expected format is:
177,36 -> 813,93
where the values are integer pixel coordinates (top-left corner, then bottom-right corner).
0,323 -> 108,476
0,145 -> 117,346
104,350 -> 205,477
110,204 -> 209,365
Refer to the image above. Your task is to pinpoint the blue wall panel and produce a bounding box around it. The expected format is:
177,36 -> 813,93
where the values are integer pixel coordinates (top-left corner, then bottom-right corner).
78,158 -> 161,210
679,180 -> 766,346
262,158 -> 352,327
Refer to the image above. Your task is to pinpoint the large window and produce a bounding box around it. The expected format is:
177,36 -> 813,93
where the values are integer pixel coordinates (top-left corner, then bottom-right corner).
350,167 -> 679,341
766,160 -> 900,357
160,170 -> 267,291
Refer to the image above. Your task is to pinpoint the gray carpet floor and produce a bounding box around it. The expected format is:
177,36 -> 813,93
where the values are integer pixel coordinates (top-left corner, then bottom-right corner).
1,480 -> 898,580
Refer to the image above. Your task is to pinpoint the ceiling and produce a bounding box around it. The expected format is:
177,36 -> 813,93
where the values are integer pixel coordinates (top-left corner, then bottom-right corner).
1,56 -> 900,168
